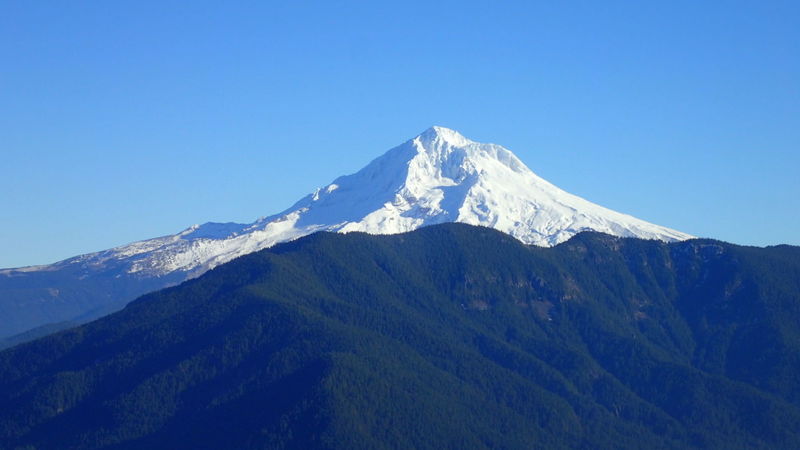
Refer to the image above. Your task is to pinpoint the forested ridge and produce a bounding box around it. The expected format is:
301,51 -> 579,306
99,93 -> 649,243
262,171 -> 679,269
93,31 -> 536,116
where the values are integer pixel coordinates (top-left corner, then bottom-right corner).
1,223 -> 799,449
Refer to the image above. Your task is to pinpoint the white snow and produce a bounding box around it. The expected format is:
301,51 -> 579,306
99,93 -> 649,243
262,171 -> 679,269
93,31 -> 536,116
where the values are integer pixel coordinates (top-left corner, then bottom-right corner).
3,126 -> 692,278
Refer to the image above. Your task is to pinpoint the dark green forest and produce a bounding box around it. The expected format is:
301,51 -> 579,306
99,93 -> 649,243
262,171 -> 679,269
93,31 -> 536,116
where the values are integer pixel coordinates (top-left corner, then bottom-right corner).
1,223 -> 799,449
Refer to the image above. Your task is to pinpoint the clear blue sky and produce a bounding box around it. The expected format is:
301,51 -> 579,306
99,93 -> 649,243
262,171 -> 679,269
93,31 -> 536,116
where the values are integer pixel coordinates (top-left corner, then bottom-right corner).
1,1 -> 798,268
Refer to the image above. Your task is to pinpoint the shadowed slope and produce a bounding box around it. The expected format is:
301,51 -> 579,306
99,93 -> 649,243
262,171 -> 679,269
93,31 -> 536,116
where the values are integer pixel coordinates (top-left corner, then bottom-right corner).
1,224 -> 798,449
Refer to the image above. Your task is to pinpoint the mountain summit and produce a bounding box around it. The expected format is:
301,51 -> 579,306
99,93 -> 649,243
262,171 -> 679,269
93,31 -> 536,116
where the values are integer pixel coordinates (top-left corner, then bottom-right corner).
0,127 -> 692,340
283,125 -> 691,245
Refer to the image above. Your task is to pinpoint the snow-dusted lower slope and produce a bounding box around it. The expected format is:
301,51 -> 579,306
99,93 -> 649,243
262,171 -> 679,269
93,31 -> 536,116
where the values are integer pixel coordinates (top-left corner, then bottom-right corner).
2,126 -> 692,280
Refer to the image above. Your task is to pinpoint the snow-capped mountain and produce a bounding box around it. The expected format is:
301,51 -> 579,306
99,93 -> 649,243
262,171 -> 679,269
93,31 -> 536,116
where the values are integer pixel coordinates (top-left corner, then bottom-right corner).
0,126 -> 691,341
6,126 -> 692,279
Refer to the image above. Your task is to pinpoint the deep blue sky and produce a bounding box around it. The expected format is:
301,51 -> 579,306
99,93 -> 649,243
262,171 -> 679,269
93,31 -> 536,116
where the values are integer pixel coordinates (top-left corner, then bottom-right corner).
2,1 -> 798,268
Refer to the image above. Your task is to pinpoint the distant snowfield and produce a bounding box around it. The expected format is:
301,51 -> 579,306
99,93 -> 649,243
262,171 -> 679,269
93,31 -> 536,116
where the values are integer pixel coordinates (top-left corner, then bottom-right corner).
2,126 -> 692,279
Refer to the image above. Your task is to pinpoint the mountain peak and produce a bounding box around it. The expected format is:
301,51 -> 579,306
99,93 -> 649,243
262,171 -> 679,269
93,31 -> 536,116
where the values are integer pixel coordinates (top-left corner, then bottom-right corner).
417,126 -> 473,148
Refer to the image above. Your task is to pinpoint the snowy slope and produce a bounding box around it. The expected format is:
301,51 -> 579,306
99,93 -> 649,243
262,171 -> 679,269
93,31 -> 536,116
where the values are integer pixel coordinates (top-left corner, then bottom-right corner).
2,126 -> 692,280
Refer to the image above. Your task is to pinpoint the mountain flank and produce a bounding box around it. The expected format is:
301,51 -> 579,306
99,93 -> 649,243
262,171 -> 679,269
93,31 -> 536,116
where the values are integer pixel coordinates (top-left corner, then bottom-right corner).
1,224 -> 798,449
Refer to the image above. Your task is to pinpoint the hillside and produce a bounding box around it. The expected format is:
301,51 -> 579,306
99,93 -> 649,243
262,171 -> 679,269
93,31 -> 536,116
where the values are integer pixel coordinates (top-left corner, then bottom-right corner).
1,224 -> 798,449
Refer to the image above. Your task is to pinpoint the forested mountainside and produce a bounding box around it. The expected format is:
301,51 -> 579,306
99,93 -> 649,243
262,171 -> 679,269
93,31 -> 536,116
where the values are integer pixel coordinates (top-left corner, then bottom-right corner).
1,224 -> 798,449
